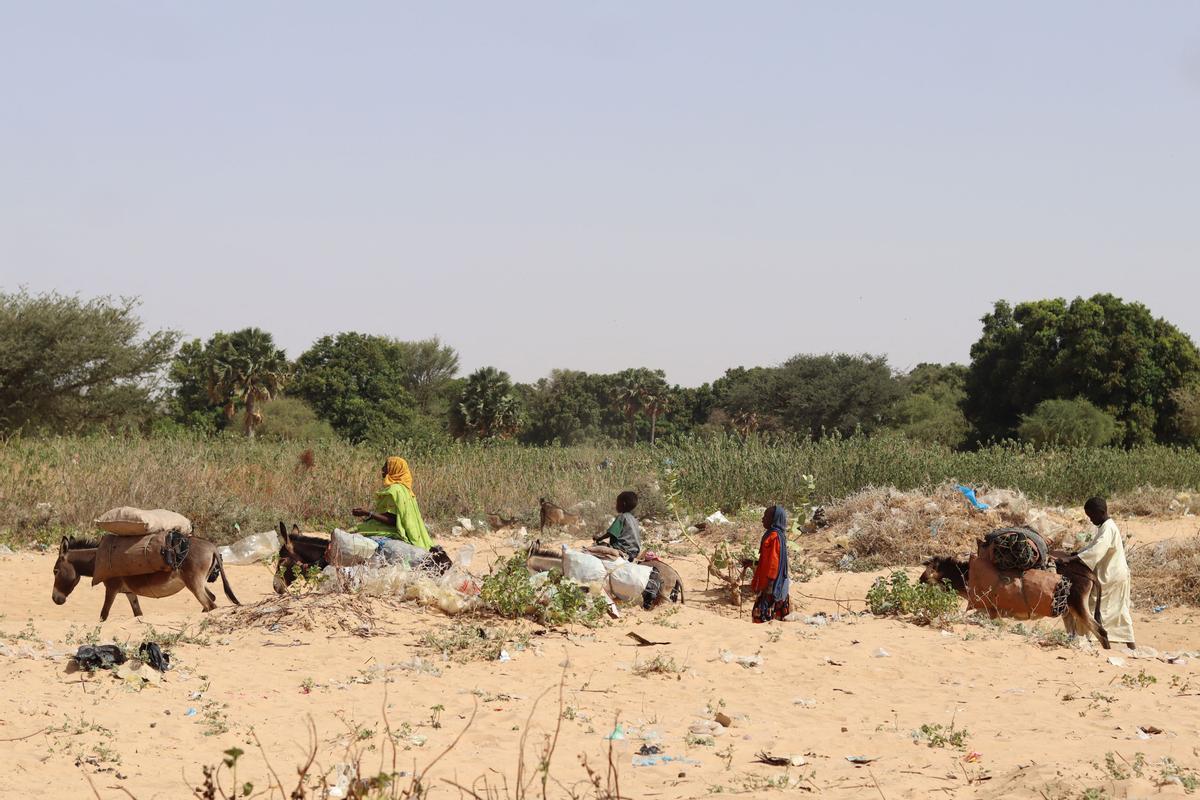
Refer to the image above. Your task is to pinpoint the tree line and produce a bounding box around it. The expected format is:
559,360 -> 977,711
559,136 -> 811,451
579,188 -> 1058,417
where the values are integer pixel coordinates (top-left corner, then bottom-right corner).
3,289 -> 1199,449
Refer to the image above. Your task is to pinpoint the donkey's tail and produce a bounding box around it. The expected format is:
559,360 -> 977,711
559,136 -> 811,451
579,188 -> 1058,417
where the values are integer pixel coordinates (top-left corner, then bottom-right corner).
210,553 -> 241,606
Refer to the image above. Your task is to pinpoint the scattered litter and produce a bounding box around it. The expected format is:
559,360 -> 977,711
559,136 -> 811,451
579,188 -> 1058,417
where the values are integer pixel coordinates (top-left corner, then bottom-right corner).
956,485 -> 989,511
185,707 -> 197,717
963,751 -> 983,763
793,698 -> 817,708
1153,605 -> 1168,613
605,724 -> 626,741
115,660 -> 161,687
456,517 -> 474,532
1137,725 -> 1163,738
845,756 -> 878,766
714,712 -> 733,728
138,642 -> 170,672
823,657 -> 845,667
0,544 -> 13,555
1107,656 -> 1127,667
705,511 -> 732,525
218,529 -> 281,565
689,720 -> 726,737
498,650 -> 511,663
718,650 -> 763,669
802,614 -> 829,627
627,632 -> 670,647
632,754 -> 700,767
755,752 -> 806,767
327,763 -> 353,799
872,648 -> 890,658
72,644 -> 126,671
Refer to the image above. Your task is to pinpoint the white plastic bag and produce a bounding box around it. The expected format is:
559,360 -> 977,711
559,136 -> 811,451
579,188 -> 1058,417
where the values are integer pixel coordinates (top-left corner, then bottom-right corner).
607,562 -> 652,602
562,548 -> 607,583
329,529 -> 379,566
217,529 -> 281,565
375,539 -> 428,566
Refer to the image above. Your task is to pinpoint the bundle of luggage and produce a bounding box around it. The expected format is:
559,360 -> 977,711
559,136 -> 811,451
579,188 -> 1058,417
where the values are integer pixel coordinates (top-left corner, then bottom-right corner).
527,543 -> 684,610
92,506 -> 194,583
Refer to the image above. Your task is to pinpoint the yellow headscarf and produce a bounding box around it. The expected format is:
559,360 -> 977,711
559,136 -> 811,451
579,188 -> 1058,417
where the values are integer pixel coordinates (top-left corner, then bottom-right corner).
383,456 -> 414,493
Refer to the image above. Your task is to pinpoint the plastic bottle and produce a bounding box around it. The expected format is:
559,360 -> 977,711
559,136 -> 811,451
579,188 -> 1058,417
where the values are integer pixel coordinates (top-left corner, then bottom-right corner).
217,529 -> 281,565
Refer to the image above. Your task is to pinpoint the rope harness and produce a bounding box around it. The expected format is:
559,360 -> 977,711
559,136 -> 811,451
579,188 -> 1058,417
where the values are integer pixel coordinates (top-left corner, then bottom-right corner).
160,529 -> 191,571
1050,575 -> 1072,618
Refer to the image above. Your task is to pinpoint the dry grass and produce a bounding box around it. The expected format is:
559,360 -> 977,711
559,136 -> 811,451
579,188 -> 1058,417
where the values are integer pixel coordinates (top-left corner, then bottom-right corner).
203,593 -> 403,637
1128,536 -> 1200,607
822,482 -> 1077,568
1111,486 -> 1196,518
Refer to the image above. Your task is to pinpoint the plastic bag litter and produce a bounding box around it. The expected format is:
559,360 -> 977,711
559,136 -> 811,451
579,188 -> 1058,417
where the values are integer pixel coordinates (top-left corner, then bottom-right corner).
705,511 -> 732,525
319,558 -> 480,616
718,650 -> 763,668
607,562 -> 653,602
563,548 -> 607,583
329,529 -> 380,566
218,529 -> 281,565
375,539 -> 429,566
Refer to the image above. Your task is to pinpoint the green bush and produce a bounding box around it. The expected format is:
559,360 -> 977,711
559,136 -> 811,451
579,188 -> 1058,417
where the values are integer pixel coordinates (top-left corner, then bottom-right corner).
866,571 -> 960,623
478,554 -> 607,627
1018,398 -> 1119,447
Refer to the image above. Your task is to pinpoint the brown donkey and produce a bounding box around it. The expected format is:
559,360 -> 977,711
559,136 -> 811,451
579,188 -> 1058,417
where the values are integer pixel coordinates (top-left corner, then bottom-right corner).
921,546 -> 1109,649
52,536 -> 240,621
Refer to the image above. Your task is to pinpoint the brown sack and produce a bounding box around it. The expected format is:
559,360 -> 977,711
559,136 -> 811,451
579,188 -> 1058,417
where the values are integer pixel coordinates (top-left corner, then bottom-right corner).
92,533 -> 172,585
584,545 -> 625,561
95,507 -> 193,536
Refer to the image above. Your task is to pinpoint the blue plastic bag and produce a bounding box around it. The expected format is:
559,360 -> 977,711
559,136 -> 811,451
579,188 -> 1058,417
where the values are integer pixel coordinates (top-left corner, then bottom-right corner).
956,485 -> 989,511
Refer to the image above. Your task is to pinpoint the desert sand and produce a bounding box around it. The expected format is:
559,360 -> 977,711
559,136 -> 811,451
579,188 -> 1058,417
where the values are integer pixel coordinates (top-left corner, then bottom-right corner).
3,518 -> 1199,800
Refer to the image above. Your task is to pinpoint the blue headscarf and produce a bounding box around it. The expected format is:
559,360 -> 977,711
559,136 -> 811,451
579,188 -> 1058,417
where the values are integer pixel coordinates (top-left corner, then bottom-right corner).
763,505 -> 790,600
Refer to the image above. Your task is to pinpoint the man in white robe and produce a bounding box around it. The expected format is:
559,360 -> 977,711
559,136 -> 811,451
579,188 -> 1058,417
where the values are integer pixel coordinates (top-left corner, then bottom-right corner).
1075,496 -> 1135,649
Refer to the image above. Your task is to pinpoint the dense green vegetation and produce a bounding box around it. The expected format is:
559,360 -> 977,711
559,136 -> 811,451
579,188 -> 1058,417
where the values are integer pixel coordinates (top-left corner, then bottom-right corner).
3,290 -> 1199,451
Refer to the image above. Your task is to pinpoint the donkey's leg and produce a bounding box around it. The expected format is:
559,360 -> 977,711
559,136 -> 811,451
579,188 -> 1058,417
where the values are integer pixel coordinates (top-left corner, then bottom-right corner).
126,594 -> 144,617
184,570 -> 217,612
99,584 -> 119,622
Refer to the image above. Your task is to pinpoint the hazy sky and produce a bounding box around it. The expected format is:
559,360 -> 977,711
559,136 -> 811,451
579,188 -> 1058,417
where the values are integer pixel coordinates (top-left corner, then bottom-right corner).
3,2 -> 1199,386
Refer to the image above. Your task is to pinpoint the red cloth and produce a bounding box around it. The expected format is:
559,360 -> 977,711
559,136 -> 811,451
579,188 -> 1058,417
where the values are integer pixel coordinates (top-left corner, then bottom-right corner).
751,530 -> 780,593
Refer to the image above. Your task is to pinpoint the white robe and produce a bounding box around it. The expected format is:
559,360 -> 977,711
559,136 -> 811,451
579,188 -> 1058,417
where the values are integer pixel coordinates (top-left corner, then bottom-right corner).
1076,518 -> 1135,645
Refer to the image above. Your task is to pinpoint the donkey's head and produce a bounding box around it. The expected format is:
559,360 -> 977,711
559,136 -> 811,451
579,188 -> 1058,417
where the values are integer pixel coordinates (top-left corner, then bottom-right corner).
919,555 -> 969,594
52,537 -> 83,605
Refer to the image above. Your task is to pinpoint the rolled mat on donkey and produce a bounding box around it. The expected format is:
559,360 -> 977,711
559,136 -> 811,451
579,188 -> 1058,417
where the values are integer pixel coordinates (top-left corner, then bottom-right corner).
52,533 -> 240,621
920,526 -> 1109,649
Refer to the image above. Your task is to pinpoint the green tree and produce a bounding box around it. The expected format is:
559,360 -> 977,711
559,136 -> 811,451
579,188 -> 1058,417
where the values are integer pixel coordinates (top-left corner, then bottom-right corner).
0,291 -> 179,433
393,337 -> 460,416
291,333 -> 428,444
888,363 -> 970,447
964,295 -> 1200,445
1017,398 -> 1119,447
203,328 -> 290,438
1170,385 -> 1200,445
256,396 -> 337,441
453,367 -> 522,440
520,370 -> 609,445
166,339 -> 226,432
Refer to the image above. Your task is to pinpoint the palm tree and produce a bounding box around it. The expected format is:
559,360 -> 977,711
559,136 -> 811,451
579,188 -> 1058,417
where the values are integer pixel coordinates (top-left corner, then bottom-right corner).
456,366 -> 522,440
641,386 -> 671,445
611,372 -> 645,444
205,328 -> 290,438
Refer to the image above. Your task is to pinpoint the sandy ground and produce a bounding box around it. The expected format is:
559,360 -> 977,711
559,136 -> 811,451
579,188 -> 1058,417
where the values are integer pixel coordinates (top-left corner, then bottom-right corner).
3,520 -> 1200,800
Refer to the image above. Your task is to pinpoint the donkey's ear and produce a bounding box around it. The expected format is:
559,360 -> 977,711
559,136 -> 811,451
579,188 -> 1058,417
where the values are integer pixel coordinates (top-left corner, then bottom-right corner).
278,521 -> 289,541
291,523 -> 300,536
59,536 -> 70,556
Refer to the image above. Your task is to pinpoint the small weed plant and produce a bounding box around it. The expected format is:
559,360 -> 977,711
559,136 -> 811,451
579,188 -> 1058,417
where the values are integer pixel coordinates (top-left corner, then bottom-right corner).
867,571 -> 960,623
479,554 -> 607,627
915,722 -> 969,749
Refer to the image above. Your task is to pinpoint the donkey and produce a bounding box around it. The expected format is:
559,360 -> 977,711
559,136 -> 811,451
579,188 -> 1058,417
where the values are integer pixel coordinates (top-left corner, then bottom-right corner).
274,523 -> 330,594
52,536 -> 240,621
920,547 -> 1109,648
539,498 -> 583,532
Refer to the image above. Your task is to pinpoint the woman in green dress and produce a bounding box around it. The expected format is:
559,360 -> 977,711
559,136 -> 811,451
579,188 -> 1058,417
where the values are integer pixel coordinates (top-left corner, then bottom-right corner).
351,456 -> 434,549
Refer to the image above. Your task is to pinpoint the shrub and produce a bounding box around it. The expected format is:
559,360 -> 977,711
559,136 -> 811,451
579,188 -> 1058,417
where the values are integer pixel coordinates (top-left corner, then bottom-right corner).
1018,398 -> 1118,448
478,554 -> 607,627
866,571 -> 960,623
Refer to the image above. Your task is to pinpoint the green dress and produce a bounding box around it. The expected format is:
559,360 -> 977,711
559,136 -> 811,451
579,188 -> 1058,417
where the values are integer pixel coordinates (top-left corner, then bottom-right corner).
354,483 -> 434,549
